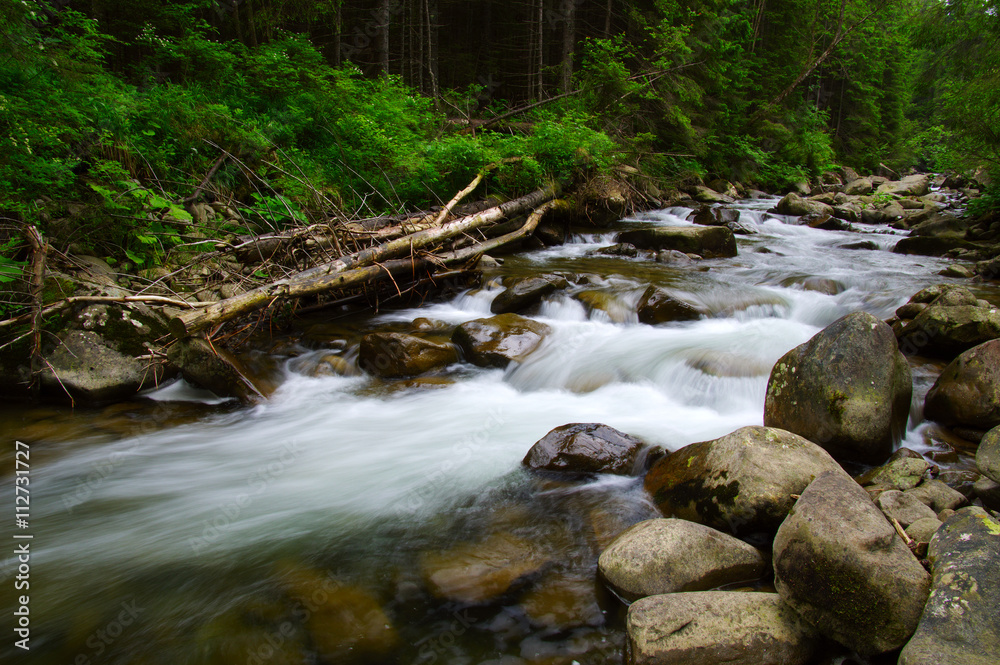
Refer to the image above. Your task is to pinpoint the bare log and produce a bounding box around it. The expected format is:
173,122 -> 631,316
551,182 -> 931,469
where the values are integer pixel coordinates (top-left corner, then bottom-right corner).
170,184 -> 558,337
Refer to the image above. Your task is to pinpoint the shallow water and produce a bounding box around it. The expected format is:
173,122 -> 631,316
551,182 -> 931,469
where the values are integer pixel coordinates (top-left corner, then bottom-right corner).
1,198 -> 992,664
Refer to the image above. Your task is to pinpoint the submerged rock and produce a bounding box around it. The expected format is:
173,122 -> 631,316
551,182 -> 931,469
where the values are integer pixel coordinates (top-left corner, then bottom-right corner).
522,422 -> 648,475
452,314 -> 550,368
924,339 -> 1000,431
616,225 -> 738,258
643,426 -> 844,536
626,592 -> 818,665
598,518 -> 767,601
764,311 -> 912,463
773,470 -> 931,654
420,532 -> 551,604
359,332 -> 458,378
898,507 -> 1000,665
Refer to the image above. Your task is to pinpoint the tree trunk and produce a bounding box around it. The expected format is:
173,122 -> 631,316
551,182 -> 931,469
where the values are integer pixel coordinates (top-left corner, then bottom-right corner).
561,0 -> 576,93
378,0 -> 391,76
170,184 -> 559,337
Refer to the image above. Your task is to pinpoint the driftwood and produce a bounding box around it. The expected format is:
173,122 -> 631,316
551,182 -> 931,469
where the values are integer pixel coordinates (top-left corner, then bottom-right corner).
170,184 -> 560,338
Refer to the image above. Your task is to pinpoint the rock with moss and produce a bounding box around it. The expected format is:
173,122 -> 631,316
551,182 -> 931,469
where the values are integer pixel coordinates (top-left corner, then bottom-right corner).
976,425 -> 1000,483
598,518 -> 767,601
773,470 -> 931,654
775,192 -> 834,217
615,225 -> 738,258
898,506 -> 1000,665
522,422 -> 649,475
878,174 -> 931,197
359,332 -> 458,378
764,311 -> 912,463
452,313 -> 550,368
855,448 -> 930,491
904,479 -> 968,514
643,426 -> 845,537
626,592 -> 818,665
897,286 -> 1000,358
924,340 -> 1000,431
876,490 -> 939,527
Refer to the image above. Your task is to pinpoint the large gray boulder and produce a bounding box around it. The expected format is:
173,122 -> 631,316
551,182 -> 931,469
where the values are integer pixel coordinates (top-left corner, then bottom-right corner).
775,192 -> 834,217
636,286 -> 702,324
598,518 -> 767,601
878,174 -> 931,197
359,332 -> 458,378
845,177 -> 874,195
899,507 -> 1000,665
490,274 -> 567,314
451,314 -> 550,368
773,470 -> 931,654
976,425 -> 1000,483
897,286 -> 1000,358
626,592 -> 818,665
764,311 -> 912,463
924,340 -> 1000,431
615,226 -> 737,258
522,422 -> 648,475
643,426 -> 844,536
876,490 -> 939,527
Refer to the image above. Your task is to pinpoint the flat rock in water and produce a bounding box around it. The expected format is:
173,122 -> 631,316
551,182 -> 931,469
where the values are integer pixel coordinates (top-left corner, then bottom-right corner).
625,592 -> 818,665
598,518 -> 767,601
976,425 -> 1000,483
643,426 -> 844,537
899,507 -> 1000,665
452,314 -> 550,368
615,225 -> 737,258
636,286 -> 702,324
764,311 -> 912,463
522,422 -> 647,475
893,235 -> 980,257
359,332 -> 458,378
773,470 -> 931,654
420,532 -> 551,604
490,274 -> 568,314
924,340 -> 1000,431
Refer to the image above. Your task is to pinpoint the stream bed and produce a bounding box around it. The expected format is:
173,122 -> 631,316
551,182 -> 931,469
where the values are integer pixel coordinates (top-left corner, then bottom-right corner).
2,197 -> 996,665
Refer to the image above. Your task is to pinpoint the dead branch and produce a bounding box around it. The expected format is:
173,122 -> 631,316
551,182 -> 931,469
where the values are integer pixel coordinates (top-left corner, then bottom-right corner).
25,226 -> 46,392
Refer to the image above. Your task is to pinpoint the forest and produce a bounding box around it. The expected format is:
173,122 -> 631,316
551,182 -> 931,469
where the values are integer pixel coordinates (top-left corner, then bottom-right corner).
0,0 -> 998,282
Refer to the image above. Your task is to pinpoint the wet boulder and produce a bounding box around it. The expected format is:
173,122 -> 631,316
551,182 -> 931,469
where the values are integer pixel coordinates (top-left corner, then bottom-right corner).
490,274 -> 568,314
690,185 -> 735,204
166,336 -> 269,403
626,592 -> 818,665
615,225 -> 738,259
893,235 -> 980,257
643,426 -> 844,537
804,213 -> 852,231
773,470 -> 931,654
636,286 -> 702,324
419,532 -> 551,604
855,448 -> 930,492
878,174 -> 931,197
452,314 -> 550,368
775,192 -> 834,217
764,311 -> 912,463
976,425 -> 1000,483
359,332 -> 458,378
594,243 -> 639,258
522,422 -> 648,475
896,286 -> 1000,358
690,205 -> 740,227
898,507 -> 1000,665
598,518 -> 767,601
924,340 -> 1000,431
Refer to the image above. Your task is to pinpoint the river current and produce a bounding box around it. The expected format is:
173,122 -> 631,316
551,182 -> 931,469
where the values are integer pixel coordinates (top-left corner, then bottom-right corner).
1,197 -> 993,664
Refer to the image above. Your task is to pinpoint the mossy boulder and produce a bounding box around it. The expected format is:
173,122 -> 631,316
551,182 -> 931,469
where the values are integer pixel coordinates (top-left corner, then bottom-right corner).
615,225 -> 737,258
924,339 -> 1000,431
897,286 -> 1000,359
626,592 -> 818,665
358,332 -> 458,378
643,426 -> 844,537
976,425 -> 1000,483
775,192 -> 834,217
764,311 -> 912,463
522,422 -> 649,475
898,507 -> 1000,665
452,313 -> 550,368
598,518 -> 767,601
773,470 -> 931,654
855,448 -> 930,492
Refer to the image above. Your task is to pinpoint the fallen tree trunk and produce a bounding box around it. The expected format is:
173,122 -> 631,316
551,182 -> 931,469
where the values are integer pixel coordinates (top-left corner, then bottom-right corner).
170,184 -> 559,337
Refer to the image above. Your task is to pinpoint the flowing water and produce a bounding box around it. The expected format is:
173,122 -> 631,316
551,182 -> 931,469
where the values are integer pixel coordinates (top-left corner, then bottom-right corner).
2,197 -> 996,664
